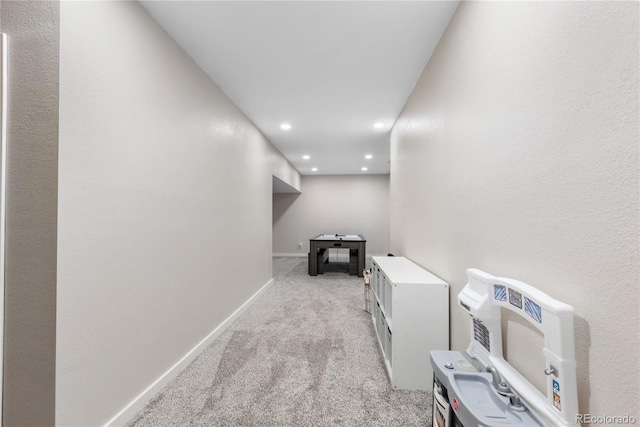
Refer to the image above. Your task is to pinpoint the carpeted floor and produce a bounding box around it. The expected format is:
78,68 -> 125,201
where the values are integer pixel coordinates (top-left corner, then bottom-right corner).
125,257 -> 432,426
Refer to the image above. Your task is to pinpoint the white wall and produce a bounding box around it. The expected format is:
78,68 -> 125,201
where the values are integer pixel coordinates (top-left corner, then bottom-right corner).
273,174 -> 389,256
57,2 -> 299,425
391,0 -> 638,418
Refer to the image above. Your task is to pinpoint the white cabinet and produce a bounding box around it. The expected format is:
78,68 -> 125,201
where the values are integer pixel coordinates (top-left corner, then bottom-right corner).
371,256 -> 449,390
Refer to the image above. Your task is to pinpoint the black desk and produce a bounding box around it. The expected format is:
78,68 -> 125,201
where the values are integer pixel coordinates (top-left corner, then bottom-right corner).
308,234 -> 366,277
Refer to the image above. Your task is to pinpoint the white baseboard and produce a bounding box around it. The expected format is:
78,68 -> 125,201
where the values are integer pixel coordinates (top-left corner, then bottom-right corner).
273,252 -> 307,257
277,249 -> 353,262
274,253 -> 388,261
104,278 -> 275,427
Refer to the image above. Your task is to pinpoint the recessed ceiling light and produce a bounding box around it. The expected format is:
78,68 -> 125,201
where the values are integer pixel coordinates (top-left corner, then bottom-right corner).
311,167 -> 318,172
361,167 -> 368,171
365,154 -> 373,159
302,155 -> 310,160
281,123 -> 291,130
374,122 -> 384,129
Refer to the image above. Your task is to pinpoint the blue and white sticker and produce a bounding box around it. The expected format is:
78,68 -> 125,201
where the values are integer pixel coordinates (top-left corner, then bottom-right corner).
494,284 -> 507,301
524,297 -> 542,323
553,379 -> 561,410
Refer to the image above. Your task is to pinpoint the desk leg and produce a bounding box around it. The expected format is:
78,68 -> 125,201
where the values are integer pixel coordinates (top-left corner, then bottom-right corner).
358,242 -> 365,277
309,241 -> 318,276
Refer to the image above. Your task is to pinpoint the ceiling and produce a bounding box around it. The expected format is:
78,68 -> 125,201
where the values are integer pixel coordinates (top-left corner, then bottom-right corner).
140,1 -> 460,175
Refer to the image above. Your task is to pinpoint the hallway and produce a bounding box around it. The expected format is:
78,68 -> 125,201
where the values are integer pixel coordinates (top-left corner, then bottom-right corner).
1,1 -> 637,424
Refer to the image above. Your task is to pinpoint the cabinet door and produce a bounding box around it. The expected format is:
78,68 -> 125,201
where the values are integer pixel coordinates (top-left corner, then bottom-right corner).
384,279 -> 393,318
380,315 -> 388,358
386,328 -> 393,367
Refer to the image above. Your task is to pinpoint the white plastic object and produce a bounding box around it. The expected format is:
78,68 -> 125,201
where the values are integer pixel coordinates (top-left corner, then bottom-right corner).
458,268 -> 579,427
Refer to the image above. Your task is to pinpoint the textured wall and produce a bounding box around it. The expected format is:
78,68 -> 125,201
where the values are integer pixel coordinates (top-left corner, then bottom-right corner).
57,2 -> 299,425
391,0 -> 638,419
273,174 -> 390,256
0,1 -> 59,425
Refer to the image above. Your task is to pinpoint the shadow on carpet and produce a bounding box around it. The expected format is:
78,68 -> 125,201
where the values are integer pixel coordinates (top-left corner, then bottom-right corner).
126,257 -> 432,426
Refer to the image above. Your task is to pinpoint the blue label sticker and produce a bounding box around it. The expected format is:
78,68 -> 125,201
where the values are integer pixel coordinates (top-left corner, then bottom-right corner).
524,297 -> 542,323
494,285 -> 507,301
553,379 -> 560,392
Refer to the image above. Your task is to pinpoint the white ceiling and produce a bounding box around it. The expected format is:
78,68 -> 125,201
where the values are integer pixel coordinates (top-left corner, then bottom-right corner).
140,1 -> 460,175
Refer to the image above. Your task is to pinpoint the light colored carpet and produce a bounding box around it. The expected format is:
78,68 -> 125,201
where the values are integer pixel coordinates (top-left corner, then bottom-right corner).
125,257 -> 432,426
